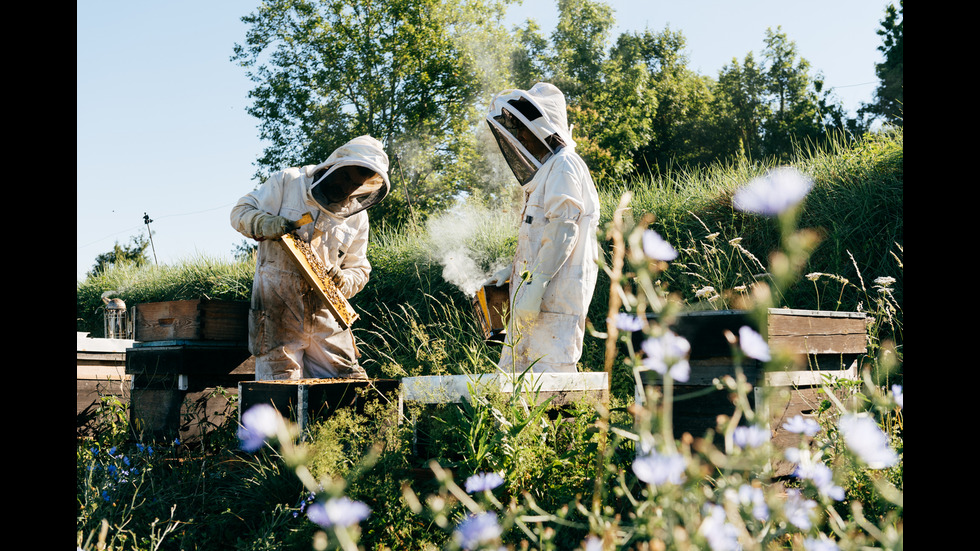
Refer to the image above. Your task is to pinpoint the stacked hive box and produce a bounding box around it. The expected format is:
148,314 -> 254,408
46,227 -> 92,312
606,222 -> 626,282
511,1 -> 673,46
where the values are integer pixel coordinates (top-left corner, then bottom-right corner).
634,308 -> 867,477
127,299 -> 253,441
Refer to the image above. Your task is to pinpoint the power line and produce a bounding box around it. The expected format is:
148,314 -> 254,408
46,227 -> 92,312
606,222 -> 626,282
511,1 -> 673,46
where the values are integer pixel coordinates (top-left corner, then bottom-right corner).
77,201 -> 236,251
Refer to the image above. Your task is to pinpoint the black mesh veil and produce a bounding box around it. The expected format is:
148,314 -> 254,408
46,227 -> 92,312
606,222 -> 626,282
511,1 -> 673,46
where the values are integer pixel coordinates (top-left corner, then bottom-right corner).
488,107 -> 539,185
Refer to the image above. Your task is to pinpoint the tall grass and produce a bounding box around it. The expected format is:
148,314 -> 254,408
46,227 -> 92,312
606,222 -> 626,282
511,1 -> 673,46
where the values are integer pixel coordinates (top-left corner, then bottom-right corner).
77,254 -> 255,337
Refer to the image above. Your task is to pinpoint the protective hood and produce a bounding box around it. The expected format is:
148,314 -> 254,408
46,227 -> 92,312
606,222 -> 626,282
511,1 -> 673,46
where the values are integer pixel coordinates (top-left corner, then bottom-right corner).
308,135 -> 391,217
486,82 -> 576,185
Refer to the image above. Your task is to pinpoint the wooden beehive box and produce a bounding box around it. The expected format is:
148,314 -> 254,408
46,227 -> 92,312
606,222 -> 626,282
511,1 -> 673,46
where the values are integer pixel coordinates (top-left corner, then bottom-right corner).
134,299 -> 248,343
634,308 -> 868,475
239,378 -> 400,435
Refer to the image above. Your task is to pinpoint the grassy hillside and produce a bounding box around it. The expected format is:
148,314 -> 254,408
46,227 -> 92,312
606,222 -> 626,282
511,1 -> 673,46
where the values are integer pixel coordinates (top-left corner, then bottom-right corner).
78,128 -> 903,387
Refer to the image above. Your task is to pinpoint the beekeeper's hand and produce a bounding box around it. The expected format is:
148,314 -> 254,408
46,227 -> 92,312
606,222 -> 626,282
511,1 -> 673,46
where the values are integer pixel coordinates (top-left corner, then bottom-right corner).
487,265 -> 511,287
323,260 -> 344,285
254,214 -> 297,241
513,276 -> 548,329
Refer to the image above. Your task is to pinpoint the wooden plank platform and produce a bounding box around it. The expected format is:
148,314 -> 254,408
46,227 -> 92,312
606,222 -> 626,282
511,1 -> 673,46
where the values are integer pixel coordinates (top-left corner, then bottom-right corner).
398,372 -> 609,421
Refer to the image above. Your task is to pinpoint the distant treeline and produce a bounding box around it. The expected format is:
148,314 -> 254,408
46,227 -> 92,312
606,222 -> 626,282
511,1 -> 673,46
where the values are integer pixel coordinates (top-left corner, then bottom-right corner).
233,0 -> 903,227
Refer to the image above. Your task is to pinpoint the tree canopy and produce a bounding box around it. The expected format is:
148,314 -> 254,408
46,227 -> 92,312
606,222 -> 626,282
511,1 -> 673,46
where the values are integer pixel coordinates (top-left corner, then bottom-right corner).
233,0 -> 899,224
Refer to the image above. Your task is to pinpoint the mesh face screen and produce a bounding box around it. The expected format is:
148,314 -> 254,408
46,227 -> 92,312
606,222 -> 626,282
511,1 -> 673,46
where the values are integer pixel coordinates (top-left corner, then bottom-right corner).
489,116 -> 537,185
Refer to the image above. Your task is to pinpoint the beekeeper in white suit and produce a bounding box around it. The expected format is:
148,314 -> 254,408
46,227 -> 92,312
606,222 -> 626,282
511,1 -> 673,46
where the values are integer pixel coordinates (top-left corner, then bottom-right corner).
486,82 -> 600,373
230,135 -> 390,380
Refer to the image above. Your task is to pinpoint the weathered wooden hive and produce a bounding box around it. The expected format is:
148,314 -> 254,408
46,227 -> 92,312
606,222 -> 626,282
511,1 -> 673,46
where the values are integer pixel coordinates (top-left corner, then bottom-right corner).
634,308 -> 868,476
126,299 -> 253,442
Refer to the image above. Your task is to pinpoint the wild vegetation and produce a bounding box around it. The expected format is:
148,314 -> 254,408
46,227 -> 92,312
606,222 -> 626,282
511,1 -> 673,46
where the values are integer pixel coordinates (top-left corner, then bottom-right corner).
78,2 -> 902,547
77,129 -> 902,550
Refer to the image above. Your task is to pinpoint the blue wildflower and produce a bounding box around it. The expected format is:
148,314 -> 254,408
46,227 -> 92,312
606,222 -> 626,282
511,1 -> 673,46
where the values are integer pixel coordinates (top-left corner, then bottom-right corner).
725,484 -> 768,521
641,331 -> 691,382
793,460 -> 844,501
733,167 -> 814,216
613,312 -> 644,333
733,425 -> 770,449
642,229 -> 678,261
238,404 -> 284,453
465,472 -> 504,493
783,415 -> 820,437
738,325 -> 770,362
839,413 -> 898,469
783,489 -> 817,530
306,497 -> 371,528
804,534 -> 841,551
699,503 -> 740,551
892,384 -> 903,409
632,449 -> 687,487
454,512 -> 502,550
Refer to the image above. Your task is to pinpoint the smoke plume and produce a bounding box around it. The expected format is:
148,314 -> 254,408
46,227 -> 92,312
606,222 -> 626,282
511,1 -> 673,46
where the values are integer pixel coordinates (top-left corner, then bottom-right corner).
426,199 -> 513,298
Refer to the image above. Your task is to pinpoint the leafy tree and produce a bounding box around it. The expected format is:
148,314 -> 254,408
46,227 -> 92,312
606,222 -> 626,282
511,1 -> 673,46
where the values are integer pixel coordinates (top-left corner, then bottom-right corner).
233,0 -> 517,227
512,0 -> 659,182
714,51 -> 767,161
712,27 -> 848,163
613,27 -> 720,174
548,0 -> 614,101
862,0 -> 903,125
759,27 -> 826,158
89,234 -> 150,277
510,19 -> 551,90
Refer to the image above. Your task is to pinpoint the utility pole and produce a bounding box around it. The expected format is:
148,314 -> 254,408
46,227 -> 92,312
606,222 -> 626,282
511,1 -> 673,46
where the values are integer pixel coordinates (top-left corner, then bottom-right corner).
143,213 -> 159,265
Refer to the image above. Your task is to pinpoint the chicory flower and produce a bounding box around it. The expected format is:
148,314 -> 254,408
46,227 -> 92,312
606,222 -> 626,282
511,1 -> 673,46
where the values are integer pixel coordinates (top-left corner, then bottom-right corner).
782,489 -> 817,530
892,384 -> 903,409
804,534 -> 841,551
733,425 -> 770,449
465,472 -> 504,493
794,461 -> 844,501
641,331 -> 691,382
454,512 -> 502,550
306,497 -> 371,528
642,229 -> 678,261
839,413 -> 899,468
699,503 -> 740,551
783,415 -> 821,436
613,312 -> 644,333
725,484 -> 769,521
238,403 -> 284,452
738,325 -> 770,361
632,449 -> 687,487
733,167 -> 814,216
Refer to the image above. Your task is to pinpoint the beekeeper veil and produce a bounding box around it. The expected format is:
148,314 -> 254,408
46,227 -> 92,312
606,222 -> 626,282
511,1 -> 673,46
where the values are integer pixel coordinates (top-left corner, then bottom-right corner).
309,135 -> 391,217
486,82 -> 576,185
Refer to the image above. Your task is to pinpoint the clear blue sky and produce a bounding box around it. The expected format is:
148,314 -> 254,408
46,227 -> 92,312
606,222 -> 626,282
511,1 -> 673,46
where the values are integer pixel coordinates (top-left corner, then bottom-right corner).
77,0 -> 894,282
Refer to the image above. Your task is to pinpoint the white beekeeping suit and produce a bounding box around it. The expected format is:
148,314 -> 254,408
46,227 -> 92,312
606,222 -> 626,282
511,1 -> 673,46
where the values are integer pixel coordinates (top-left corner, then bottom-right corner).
486,83 -> 600,373
230,135 -> 390,380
